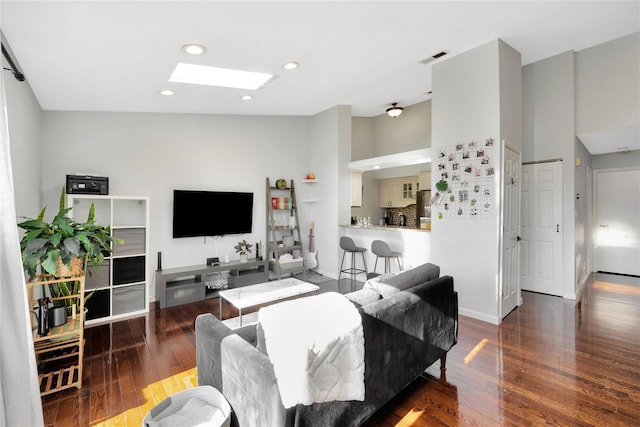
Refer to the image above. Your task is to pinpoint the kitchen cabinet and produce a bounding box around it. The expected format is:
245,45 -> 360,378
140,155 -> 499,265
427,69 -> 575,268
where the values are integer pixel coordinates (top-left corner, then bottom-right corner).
418,172 -> 431,190
351,172 -> 362,207
379,176 -> 418,207
379,179 -> 398,207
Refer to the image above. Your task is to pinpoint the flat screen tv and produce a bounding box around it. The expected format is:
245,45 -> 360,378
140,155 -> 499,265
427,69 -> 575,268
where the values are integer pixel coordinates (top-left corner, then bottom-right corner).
173,190 -> 254,238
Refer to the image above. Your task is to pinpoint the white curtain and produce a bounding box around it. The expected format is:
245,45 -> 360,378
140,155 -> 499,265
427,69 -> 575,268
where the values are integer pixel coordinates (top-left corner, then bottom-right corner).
0,50 -> 44,425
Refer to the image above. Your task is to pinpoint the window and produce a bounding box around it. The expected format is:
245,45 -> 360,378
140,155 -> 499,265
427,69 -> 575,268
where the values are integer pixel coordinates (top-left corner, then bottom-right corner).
403,183 -> 413,199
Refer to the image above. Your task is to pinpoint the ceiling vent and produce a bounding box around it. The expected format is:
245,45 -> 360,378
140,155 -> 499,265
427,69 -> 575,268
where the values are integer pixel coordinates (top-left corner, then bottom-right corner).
419,51 -> 449,65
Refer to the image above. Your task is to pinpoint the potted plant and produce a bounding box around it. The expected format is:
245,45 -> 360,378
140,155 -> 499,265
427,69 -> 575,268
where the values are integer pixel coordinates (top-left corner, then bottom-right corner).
18,187 -> 122,314
234,239 -> 252,263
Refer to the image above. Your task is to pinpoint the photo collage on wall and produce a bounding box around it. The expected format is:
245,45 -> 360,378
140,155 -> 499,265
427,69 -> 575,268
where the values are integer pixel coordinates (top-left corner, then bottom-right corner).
434,137 -> 496,220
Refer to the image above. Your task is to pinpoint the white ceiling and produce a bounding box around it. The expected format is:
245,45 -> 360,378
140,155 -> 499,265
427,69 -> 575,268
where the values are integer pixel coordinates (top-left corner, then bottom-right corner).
578,126 -> 640,155
1,1 -> 638,126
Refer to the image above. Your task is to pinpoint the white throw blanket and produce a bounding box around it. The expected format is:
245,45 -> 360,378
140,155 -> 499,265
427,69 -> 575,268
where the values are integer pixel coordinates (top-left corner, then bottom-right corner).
258,292 -> 365,408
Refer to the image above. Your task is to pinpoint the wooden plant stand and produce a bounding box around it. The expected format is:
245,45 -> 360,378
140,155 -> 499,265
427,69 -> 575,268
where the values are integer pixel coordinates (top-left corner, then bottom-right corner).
27,274 -> 85,396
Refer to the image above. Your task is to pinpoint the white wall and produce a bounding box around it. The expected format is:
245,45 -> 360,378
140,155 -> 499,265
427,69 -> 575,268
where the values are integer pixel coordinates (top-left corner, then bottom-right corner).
5,70 -> 42,219
308,105 -> 352,279
522,50 -> 577,299
592,150 -> 640,170
351,116 -> 382,222
371,100 -> 431,157
499,40 -> 523,154
351,117 -> 374,161
575,32 -> 640,135
574,139 -> 592,293
40,111 -> 313,298
351,100 -> 432,161
432,39 -> 515,324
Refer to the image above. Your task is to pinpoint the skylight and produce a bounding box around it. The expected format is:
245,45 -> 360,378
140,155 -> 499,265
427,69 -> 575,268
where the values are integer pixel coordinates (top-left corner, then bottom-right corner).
169,63 -> 275,90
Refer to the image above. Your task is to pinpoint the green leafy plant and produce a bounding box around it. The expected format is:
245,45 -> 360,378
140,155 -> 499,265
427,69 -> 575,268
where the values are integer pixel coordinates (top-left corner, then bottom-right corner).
435,179 -> 449,192
18,187 -> 122,308
234,239 -> 253,255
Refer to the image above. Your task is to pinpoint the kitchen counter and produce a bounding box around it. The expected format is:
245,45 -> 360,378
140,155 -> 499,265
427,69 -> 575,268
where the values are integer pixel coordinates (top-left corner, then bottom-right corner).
340,224 -> 429,232
339,224 -> 432,274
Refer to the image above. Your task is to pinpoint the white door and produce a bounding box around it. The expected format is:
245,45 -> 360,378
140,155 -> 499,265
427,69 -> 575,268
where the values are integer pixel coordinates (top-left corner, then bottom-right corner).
500,147 -> 521,319
520,161 -> 563,296
594,168 -> 640,276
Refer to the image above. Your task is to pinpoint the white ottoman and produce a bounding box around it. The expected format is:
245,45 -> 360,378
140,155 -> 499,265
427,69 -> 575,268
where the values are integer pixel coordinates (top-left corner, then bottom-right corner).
143,385 -> 231,427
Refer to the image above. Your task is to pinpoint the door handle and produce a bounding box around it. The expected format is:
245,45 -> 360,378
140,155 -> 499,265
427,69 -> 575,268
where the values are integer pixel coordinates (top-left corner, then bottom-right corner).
516,236 -> 522,241
557,224 -> 560,233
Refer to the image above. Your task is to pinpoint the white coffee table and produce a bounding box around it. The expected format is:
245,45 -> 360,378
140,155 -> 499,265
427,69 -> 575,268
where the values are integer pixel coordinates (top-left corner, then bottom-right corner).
218,278 -> 319,327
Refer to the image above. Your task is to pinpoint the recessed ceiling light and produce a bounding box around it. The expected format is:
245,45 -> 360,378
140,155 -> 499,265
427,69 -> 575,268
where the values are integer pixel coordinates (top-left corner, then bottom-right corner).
181,44 -> 207,55
282,61 -> 299,71
169,63 -> 275,90
373,165 -> 380,170
240,95 -> 253,101
159,89 -> 174,96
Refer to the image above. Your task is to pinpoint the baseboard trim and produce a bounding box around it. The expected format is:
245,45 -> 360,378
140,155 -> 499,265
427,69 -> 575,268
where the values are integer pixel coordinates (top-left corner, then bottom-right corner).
459,307 -> 500,325
596,270 -> 640,279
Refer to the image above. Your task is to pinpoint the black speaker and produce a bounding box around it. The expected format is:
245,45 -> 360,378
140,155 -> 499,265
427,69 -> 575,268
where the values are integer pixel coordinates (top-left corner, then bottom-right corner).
157,251 -> 162,271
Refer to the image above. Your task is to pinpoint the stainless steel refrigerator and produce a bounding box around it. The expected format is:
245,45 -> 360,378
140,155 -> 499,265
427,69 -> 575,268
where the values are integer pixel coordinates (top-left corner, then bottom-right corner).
416,190 -> 431,227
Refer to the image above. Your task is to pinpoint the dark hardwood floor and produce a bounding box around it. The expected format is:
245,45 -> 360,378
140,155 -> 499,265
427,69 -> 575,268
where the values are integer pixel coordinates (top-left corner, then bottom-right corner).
41,273 -> 640,426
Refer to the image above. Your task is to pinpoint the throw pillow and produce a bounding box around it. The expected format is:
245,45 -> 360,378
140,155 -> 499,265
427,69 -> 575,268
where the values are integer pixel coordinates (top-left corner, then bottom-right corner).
362,272 -> 396,290
345,288 -> 382,307
367,280 -> 404,298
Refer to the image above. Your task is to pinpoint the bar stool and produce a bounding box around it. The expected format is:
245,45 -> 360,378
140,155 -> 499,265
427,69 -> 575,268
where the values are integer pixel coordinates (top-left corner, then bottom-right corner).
338,236 -> 368,292
371,240 -> 403,274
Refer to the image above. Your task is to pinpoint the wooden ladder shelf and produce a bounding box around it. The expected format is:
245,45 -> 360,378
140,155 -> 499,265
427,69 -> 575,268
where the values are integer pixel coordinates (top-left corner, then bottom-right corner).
266,178 -> 305,279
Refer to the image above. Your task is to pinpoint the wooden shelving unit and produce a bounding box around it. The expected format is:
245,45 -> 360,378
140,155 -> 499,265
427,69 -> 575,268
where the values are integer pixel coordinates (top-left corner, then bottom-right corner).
68,195 -> 149,325
266,178 -> 305,279
27,274 -> 85,396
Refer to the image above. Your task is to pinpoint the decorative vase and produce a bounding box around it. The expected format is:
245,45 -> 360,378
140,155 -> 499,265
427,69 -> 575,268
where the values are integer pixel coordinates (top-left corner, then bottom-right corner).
239,253 -> 248,263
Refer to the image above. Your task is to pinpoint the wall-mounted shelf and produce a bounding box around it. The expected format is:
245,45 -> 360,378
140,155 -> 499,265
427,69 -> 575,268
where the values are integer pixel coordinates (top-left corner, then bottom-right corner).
302,179 -> 319,202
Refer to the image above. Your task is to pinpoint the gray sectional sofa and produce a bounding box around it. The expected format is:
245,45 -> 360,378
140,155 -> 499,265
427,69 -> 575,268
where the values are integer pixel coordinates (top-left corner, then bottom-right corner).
196,262 -> 458,427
